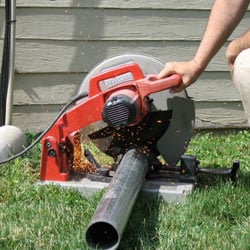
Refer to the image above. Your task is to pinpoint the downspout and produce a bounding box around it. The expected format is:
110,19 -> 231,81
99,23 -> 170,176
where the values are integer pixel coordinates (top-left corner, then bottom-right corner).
0,0 -> 16,125
5,0 -> 16,125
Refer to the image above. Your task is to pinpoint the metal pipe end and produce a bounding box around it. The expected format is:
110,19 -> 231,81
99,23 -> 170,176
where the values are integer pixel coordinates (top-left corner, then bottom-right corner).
85,222 -> 119,250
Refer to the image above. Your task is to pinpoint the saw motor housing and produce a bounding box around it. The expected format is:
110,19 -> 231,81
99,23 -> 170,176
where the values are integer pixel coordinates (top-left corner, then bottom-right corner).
102,87 -> 146,127
40,54 -> 195,181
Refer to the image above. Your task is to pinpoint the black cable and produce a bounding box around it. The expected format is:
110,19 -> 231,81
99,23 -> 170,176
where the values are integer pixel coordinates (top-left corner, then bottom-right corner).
0,91 -> 88,165
0,0 -> 12,125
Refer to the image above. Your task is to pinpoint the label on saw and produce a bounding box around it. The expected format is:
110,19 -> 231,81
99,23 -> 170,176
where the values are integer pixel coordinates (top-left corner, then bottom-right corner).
99,72 -> 134,91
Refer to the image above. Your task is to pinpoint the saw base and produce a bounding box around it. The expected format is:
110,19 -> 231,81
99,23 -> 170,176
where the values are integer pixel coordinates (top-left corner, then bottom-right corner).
39,153 -> 239,203
39,178 -> 194,203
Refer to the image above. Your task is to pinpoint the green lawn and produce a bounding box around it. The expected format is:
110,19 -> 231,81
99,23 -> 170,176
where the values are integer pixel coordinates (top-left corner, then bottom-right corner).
0,129 -> 249,250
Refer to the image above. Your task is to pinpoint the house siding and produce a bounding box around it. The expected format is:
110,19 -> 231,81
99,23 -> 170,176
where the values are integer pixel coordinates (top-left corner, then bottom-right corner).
0,0 -> 249,132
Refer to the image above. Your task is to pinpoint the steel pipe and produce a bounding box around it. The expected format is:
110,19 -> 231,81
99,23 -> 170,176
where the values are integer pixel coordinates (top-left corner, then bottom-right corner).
85,148 -> 149,250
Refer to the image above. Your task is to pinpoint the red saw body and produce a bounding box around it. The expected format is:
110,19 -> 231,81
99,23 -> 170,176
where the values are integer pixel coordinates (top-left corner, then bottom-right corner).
40,54 -> 194,181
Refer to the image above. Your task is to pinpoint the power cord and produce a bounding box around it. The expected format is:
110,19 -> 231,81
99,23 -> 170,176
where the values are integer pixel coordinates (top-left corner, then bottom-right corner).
0,91 -> 88,165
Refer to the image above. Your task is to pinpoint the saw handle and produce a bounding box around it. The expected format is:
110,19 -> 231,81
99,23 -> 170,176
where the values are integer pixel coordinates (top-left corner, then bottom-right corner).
137,73 -> 182,97
146,74 -> 181,88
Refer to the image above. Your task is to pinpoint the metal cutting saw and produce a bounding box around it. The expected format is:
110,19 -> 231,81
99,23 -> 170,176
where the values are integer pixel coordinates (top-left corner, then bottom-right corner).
40,54 -> 197,182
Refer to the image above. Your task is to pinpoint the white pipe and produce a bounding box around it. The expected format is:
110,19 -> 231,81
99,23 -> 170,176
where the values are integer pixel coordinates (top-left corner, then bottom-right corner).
5,0 -> 16,125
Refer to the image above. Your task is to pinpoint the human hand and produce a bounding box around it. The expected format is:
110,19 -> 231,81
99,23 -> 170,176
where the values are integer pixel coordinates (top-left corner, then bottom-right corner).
157,59 -> 203,93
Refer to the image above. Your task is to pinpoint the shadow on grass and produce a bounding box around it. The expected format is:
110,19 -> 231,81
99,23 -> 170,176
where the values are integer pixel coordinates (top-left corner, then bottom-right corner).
238,171 -> 250,188
118,168 -> 250,249
119,193 -> 161,249
97,169 -> 249,249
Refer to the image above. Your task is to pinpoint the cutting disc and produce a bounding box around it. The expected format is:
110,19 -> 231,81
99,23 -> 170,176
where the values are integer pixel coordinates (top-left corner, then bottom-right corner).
78,54 -> 195,166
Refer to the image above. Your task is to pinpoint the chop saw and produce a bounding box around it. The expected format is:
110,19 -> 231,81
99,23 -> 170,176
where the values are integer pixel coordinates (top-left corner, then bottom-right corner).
39,54 -> 239,184
39,54 -> 196,182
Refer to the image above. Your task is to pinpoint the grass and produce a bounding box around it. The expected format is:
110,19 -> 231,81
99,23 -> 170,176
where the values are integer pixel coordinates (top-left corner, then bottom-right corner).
0,129 -> 249,249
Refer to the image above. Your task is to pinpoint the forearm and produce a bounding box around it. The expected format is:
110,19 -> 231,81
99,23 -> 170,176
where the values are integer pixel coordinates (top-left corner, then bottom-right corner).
194,0 -> 249,72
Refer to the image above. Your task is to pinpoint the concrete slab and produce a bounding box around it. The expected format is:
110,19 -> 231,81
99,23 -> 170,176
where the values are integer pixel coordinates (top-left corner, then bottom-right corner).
40,178 -> 194,203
